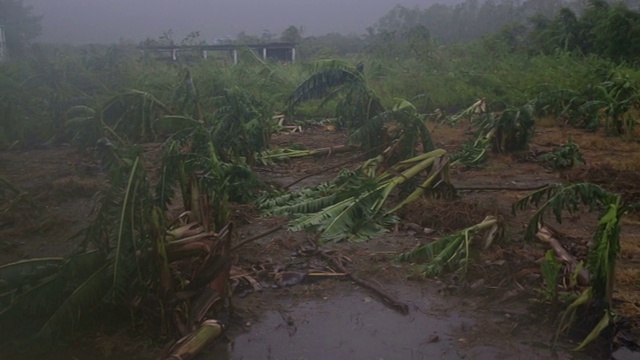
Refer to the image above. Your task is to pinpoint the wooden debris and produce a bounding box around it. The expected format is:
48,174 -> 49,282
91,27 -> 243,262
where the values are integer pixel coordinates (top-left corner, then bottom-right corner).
312,246 -> 409,315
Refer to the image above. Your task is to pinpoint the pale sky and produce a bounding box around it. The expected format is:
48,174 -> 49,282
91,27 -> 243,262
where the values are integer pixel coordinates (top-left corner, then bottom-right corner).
24,0 -> 456,44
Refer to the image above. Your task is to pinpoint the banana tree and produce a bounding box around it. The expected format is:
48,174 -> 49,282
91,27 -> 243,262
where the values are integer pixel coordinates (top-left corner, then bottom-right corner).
288,60 -> 434,158
286,62 -> 366,127
211,87 -> 272,164
447,101 -> 535,164
513,183 -> 637,350
0,137 -> 236,346
287,59 -> 383,131
259,149 -> 450,243
397,216 -> 502,276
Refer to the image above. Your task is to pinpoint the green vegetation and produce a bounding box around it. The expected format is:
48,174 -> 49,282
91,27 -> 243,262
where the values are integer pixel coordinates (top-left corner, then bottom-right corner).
513,184 -> 638,349
2,0 -> 640,355
0,0 -> 42,56
541,138 -> 586,170
397,216 -> 501,277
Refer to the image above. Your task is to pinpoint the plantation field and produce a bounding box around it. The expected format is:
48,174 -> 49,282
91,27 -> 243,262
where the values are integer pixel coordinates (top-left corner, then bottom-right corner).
5,3 -> 640,354
1,120 -> 639,359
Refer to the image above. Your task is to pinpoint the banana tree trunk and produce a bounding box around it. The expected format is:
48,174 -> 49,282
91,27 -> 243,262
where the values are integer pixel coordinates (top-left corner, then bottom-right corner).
165,320 -> 223,360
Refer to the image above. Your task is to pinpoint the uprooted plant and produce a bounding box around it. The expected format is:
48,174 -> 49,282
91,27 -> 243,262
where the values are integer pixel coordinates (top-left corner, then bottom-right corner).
513,183 -> 637,350
396,215 -> 502,277
258,149 -> 451,243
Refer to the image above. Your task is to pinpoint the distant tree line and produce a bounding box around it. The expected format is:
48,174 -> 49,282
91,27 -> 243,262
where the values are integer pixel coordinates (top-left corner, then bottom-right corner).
527,0 -> 640,61
0,0 -> 42,57
364,0 -> 640,63
6,0 -> 640,64
291,0 -> 640,61
369,0 -> 638,44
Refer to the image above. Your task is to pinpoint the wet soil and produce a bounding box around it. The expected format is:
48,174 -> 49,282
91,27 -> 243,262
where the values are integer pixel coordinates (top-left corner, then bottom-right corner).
207,283 -> 588,360
2,124 -> 640,359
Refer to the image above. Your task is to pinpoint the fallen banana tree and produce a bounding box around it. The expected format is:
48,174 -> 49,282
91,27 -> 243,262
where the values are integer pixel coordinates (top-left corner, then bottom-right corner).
396,216 -> 502,277
513,183 -> 637,350
0,133 -> 242,354
258,149 -> 452,243
450,128 -> 494,167
256,144 -> 358,165
536,226 -> 590,286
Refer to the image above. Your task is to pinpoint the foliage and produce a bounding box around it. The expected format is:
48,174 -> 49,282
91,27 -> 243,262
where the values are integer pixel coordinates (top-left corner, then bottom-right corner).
540,138 -> 586,170
212,87 -> 272,164
370,1 -> 565,45
480,105 -> 536,153
450,132 -> 491,167
298,33 -> 365,58
514,183 -> 638,349
289,60 -> 435,158
350,98 -> 436,161
540,250 -> 562,305
397,216 -> 501,277
446,100 -> 535,156
544,71 -> 640,135
280,25 -> 303,44
0,0 -> 42,57
512,183 -> 616,242
258,150 -> 450,243
527,1 -> 640,62
0,134 -> 242,345
288,59 -> 385,135
589,196 -> 624,304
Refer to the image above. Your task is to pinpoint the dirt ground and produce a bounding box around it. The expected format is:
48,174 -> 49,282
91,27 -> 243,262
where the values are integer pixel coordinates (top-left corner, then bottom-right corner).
1,122 -> 640,359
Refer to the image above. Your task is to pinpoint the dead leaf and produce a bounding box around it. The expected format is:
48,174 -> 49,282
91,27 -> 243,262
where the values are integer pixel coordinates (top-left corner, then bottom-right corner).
275,271 -> 307,287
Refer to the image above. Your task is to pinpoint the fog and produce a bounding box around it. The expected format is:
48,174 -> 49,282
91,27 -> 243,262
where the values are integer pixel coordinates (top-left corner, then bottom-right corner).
24,0 -> 458,44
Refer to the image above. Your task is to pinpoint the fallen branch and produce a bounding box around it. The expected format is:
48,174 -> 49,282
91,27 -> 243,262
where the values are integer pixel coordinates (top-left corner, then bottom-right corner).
536,225 -> 590,286
313,246 -> 409,315
230,224 -> 285,252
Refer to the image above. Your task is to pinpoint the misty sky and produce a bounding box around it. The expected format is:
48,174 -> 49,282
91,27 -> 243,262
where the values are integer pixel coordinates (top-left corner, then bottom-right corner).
24,0 -> 457,44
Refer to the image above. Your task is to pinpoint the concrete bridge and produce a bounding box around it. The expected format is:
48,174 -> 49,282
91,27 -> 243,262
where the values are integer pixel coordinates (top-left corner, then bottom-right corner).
139,42 -> 296,63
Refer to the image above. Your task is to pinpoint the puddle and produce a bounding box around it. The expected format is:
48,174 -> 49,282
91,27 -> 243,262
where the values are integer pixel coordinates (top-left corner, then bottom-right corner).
201,285 -> 591,360
612,347 -> 640,360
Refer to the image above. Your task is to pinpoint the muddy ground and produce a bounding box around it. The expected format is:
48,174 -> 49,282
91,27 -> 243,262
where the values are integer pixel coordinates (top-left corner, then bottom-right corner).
1,122 -> 639,359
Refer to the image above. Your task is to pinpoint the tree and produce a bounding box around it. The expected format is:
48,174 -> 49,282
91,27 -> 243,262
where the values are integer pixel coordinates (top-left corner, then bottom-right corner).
280,25 -> 302,43
0,0 -> 42,57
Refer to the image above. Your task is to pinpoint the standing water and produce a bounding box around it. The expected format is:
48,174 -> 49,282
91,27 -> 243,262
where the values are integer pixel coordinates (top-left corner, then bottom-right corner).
200,284 -> 596,360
